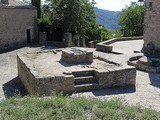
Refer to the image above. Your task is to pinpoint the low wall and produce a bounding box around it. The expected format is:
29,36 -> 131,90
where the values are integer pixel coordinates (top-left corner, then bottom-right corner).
17,54 -> 75,95
95,67 -> 136,87
96,36 -> 143,53
128,55 -> 160,73
96,44 -> 113,53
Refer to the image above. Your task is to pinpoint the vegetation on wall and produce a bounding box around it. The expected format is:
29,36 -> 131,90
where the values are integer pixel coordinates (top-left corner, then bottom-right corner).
118,2 -> 144,37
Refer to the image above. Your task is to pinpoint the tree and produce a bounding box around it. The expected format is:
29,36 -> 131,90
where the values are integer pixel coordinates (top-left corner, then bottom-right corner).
31,0 -> 41,18
40,0 -> 113,41
41,0 -> 96,37
55,0 -> 96,36
118,2 -> 144,37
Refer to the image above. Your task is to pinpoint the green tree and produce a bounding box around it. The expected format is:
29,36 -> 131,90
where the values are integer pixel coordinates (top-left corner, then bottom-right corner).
118,2 -> 144,37
31,0 -> 41,18
54,0 -> 96,36
40,0 -> 113,41
41,0 -> 96,37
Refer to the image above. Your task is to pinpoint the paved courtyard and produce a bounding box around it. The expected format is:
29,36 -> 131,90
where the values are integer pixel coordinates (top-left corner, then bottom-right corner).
0,40 -> 160,111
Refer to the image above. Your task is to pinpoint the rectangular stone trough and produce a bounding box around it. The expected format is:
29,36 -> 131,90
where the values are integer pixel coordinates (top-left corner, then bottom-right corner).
17,50 -> 136,95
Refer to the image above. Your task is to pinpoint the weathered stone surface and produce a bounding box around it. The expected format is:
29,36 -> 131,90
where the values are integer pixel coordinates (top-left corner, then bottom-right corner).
17,54 -> 75,95
128,55 -> 160,73
61,48 -> 93,64
2,41 -> 160,111
137,56 -> 152,66
17,49 -> 136,95
143,0 -> 160,55
95,67 -> 136,87
63,33 -> 73,47
88,41 -> 95,48
0,7 -> 38,51
39,32 -> 47,45
96,43 -> 113,53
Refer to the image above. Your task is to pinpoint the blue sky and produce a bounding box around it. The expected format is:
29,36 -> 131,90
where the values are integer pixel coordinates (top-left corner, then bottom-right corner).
94,0 -> 138,11
40,0 -> 138,11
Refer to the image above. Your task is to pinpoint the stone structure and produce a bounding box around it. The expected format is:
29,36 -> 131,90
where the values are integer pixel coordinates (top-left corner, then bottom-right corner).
39,32 -> 47,45
0,0 -> 38,51
61,48 -> 93,64
17,48 -> 136,95
128,55 -> 160,73
96,43 -> 113,53
143,0 -> 160,55
63,33 -> 73,47
96,36 -> 143,53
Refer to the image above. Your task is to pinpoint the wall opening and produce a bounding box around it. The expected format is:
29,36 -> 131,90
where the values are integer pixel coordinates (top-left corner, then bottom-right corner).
26,29 -> 31,43
149,2 -> 153,10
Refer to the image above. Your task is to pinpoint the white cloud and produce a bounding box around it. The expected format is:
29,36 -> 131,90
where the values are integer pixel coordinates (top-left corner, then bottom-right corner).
94,0 -> 138,11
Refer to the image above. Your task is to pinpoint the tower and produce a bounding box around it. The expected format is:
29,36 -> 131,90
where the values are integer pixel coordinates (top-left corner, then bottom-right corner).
143,0 -> 160,55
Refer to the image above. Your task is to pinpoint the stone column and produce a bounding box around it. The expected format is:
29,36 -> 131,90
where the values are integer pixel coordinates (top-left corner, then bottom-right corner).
88,41 -> 95,48
77,39 -> 80,47
142,0 -> 160,55
82,38 -> 86,47
63,33 -> 73,47
39,32 -> 47,45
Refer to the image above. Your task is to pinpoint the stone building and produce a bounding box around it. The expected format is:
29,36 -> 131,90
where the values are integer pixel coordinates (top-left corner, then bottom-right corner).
0,0 -> 38,51
143,0 -> 160,55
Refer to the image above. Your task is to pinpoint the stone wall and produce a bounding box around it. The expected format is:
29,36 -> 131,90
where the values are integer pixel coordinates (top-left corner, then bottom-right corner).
61,48 -> 93,64
96,36 -> 143,53
17,51 -> 136,95
143,0 -> 160,55
95,67 -> 136,88
17,53 -> 75,95
0,7 -> 38,51
39,32 -> 47,45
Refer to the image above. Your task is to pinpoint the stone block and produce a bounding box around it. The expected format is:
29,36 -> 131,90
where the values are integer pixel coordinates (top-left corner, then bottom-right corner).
95,67 -> 136,88
96,43 -> 112,53
39,32 -> 47,45
61,48 -> 93,64
63,33 -> 73,47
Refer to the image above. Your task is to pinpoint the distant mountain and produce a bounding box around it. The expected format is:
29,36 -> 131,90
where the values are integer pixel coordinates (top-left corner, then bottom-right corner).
94,7 -> 121,31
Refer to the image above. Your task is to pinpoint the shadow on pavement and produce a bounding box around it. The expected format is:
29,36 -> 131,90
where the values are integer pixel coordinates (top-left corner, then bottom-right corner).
2,77 -> 28,98
149,72 -> 160,88
92,85 -> 136,96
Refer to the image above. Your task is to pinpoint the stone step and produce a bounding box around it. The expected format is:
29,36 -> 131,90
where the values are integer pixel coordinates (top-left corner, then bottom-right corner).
74,76 -> 96,85
74,82 -> 99,92
72,70 -> 94,77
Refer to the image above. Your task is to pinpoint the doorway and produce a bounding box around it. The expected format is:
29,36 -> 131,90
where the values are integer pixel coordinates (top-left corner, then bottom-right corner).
26,29 -> 31,43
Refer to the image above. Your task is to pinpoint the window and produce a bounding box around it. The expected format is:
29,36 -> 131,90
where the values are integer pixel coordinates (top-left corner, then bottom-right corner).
149,2 -> 153,10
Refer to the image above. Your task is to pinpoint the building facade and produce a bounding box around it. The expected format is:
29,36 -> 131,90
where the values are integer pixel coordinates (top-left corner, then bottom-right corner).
0,0 -> 38,51
143,0 -> 160,55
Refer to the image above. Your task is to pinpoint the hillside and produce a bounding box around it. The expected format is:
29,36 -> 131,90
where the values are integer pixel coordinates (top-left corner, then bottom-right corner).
94,7 -> 121,31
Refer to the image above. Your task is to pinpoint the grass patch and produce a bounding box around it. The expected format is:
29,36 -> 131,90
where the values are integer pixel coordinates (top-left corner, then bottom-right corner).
0,95 -> 160,120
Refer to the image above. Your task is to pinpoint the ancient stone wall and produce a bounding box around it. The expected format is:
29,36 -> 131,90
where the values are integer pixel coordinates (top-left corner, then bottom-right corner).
95,67 -> 136,87
143,0 -> 160,54
0,7 -> 38,50
17,51 -> 136,95
17,53 -> 75,95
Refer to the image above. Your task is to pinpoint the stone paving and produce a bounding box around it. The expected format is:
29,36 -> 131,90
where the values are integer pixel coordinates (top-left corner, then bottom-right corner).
0,40 -> 160,111
73,40 -> 160,111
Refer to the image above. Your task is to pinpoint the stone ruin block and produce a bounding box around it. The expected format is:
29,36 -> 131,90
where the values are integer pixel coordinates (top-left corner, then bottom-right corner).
17,49 -> 136,96
61,48 -> 93,64
63,33 -> 73,47
96,43 -> 113,53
